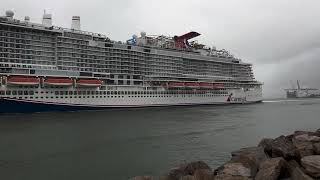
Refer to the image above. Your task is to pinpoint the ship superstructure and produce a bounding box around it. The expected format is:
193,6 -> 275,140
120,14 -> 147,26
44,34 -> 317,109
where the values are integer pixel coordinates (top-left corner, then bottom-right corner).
0,10 -> 262,113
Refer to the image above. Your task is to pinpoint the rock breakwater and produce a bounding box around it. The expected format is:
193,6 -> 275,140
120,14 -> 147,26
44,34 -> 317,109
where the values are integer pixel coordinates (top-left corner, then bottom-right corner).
131,129 -> 320,180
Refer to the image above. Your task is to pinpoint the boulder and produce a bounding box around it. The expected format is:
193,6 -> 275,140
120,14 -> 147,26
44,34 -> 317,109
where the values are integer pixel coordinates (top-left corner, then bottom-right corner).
258,138 -> 273,156
193,169 -> 214,180
220,162 -> 252,177
292,136 -> 315,158
294,133 -> 320,143
214,174 -> 252,180
179,175 -> 195,180
287,160 -> 314,180
269,136 -> 295,159
313,143 -> 320,155
159,176 -> 175,180
214,147 -> 268,178
254,157 -> 287,180
184,161 -> 211,175
293,131 -> 320,139
131,176 -> 155,180
168,161 -> 211,180
301,155 -> 320,178
231,147 -> 268,167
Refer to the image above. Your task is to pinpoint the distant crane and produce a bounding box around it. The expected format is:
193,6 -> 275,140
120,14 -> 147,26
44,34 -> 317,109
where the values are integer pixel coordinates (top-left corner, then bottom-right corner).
284,80 -> 319,98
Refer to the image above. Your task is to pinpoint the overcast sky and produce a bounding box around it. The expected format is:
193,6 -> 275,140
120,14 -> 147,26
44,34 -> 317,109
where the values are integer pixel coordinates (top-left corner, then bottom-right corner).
2,0 -> 320,98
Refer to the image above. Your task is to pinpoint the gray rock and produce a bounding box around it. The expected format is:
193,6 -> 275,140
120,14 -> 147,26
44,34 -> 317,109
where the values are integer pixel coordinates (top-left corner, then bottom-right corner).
184,161 -> 211,175
269,136 -> 295,159
258,138 -> 273,156
193,169 -> 214,180
159,176 -> 175,180
179,175 -> 195,180
131,176 -> 155,180
255,157 -> 287,180
221,162 -> 252,177
214,174 -> 252,180
293,131 -> 320,139
168,161 -> 211,180
287,160 -> 314,180
301,155 -> 320,178
294,133 -> 320,143
292,136 -> 315,158
313,143 -> 320,155
231,147 -> 268,167
215,147 -> 267,178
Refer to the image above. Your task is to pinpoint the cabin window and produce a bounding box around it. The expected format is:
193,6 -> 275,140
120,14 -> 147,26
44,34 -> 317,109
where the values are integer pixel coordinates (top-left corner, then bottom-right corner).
6,91 -> 11,95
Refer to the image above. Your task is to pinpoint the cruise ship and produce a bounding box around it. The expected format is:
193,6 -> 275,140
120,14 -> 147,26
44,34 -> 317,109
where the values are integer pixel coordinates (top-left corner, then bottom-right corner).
0,10 -> 263,113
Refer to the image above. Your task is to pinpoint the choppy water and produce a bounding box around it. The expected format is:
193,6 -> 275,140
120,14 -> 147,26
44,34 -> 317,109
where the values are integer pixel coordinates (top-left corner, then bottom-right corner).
0,99 -> 319,180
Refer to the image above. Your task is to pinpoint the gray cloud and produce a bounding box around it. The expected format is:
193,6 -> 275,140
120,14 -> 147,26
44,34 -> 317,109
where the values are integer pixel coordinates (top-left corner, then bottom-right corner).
1,0 -> 320,98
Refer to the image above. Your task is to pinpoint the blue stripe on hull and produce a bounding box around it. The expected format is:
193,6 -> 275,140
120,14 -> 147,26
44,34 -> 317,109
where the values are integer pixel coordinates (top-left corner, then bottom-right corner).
0,98 -> 263,114
0,98 -> 102,113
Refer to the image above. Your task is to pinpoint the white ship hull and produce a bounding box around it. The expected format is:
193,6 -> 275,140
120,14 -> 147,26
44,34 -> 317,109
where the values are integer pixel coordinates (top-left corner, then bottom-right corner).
0,86 -> 262,113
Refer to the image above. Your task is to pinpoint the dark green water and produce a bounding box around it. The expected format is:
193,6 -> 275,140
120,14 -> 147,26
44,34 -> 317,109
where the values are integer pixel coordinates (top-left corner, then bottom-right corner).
0,99 -> 319,180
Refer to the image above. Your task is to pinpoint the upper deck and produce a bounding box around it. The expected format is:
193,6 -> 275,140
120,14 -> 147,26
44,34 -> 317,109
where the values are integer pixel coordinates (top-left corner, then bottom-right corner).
0,10 -> 257,83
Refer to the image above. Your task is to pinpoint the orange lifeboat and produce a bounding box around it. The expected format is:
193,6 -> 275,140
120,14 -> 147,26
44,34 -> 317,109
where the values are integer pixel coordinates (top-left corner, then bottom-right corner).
199,82 -> 213,88
185,82 -> 199,88
213,83 -> 224,88
76,79 -> 102,87
168,81 -> 185,87
7,75 -> 39,85
44,77 -> 73,86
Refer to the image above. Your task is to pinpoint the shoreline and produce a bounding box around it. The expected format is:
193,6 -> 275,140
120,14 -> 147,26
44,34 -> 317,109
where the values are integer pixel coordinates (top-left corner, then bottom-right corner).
132,129 -> 320,180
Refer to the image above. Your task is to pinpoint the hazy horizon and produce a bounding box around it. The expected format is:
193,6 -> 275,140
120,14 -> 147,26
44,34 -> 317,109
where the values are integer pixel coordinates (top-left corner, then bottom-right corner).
2,0 -> 320,98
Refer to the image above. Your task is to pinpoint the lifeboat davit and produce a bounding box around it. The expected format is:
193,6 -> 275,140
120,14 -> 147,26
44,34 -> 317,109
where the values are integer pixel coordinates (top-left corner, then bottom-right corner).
199,82 -> 213,88
168,81 -> 185,87
44,77 -> 73,86
76,79 -> 102,87
185,82 -> 199,88
7,75 -> 39,85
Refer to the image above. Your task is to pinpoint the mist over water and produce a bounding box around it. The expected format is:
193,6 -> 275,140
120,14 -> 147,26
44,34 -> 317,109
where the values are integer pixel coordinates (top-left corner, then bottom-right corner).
0,99 -> 319,179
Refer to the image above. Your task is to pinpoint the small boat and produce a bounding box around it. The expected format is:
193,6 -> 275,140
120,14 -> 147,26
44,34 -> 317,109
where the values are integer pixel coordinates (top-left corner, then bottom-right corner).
7,75 -> 39,85
76,79 -> 102,87
44,77 -> 73,86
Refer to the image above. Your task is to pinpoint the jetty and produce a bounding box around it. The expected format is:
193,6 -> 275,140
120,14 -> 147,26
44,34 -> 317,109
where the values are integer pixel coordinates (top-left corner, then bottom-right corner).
131,129 -> 320,180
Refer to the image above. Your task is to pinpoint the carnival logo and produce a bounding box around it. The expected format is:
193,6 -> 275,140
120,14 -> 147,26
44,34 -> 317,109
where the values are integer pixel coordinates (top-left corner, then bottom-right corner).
227,93 -> 247,102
